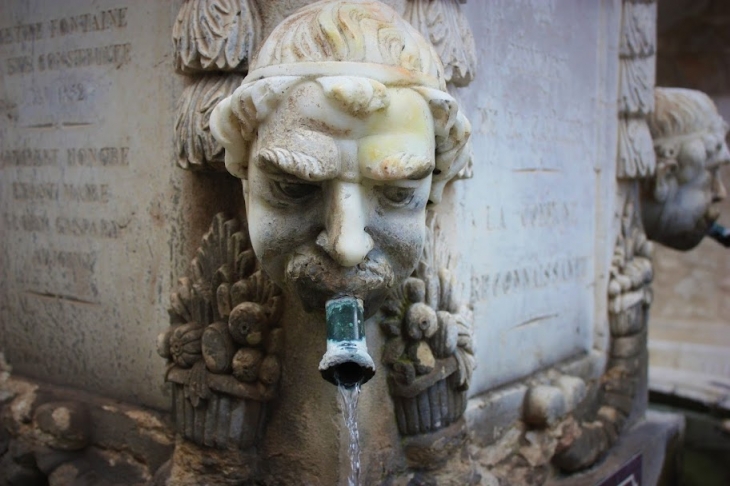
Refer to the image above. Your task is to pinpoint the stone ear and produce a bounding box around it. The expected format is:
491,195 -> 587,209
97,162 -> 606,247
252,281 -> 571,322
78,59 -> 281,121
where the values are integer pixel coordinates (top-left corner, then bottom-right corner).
653,158 -> 678,203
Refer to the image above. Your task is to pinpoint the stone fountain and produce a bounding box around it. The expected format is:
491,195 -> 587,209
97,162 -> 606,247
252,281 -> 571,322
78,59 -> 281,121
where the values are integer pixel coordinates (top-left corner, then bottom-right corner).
3,0 -> 728,485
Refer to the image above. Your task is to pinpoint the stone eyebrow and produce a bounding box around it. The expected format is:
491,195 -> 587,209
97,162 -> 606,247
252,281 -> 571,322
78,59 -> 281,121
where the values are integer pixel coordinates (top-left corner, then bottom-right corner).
361,152 -> 435,181
255,147 -> 337,181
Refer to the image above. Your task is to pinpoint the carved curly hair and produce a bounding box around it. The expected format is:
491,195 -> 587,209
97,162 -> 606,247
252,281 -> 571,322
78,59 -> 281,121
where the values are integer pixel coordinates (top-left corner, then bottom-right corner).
210,0 -> 471,204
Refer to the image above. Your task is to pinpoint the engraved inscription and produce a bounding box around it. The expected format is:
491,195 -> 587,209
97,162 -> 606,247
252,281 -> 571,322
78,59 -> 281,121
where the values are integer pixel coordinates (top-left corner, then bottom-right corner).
476,201 -> 580,232
1,148 -> 59,167
37,43 -> 131,72
471,256 -> 589,302
11,182 -> 110,203
3,210 -> 125,239
12,182 -> 59,201
67,147 -> 129,167
0,8 -> 127,45
2,8 -> 131,75
2,146 -> 129,167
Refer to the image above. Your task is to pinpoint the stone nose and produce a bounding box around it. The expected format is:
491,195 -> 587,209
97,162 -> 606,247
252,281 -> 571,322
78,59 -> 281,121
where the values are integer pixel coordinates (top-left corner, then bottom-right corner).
316,181 -> 374,267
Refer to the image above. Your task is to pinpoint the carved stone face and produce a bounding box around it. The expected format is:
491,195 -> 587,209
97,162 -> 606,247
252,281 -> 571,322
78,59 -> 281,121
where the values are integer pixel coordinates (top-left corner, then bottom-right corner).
641,130 -> 730,250
244,81 -> 435,311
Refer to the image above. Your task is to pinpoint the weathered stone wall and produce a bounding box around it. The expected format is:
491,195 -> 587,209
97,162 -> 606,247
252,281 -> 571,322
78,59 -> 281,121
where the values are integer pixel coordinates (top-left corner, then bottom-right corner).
0,0 -> 245,410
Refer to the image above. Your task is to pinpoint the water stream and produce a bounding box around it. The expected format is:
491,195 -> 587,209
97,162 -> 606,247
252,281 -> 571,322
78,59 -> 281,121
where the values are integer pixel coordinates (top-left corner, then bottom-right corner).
338,382 -> 362,486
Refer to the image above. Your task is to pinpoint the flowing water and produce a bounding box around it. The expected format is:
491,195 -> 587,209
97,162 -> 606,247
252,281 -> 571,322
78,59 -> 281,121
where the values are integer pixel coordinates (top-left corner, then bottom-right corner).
338,383 -> 362,486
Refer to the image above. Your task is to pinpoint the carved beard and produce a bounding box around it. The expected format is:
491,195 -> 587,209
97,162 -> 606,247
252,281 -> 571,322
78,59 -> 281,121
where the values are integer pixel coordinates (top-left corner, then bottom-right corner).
658,202 -> 719,251
285,246 -> 396,313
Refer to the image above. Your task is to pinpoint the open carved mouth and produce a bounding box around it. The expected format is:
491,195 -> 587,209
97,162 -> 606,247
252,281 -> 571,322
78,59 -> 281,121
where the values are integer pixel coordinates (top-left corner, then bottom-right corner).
285,246 -> 396,312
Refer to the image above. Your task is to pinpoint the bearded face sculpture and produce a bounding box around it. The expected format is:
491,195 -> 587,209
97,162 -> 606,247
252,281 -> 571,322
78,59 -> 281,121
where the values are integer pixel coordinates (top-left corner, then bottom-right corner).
211,0 -> 471,312
642,88 -> 730,251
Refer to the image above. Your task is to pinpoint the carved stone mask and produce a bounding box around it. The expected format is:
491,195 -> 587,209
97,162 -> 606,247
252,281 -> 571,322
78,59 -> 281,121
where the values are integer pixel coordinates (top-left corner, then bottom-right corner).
642,88 -> 730,250
246,80 -> 434,310
210,0 -> 471,311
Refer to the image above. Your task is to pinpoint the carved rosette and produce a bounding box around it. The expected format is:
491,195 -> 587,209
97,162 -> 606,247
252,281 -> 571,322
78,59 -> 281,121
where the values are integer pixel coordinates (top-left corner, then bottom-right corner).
158,213 -> 283,449
617,0 -> 657,179
404,0 -> 477,87
173,0 -> 261,170
380,215 -> 475,436
552,198 -> 652,471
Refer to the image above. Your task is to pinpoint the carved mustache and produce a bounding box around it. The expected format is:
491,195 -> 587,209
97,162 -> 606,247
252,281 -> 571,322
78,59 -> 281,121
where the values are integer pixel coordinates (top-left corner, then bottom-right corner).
285,246 -> 396,301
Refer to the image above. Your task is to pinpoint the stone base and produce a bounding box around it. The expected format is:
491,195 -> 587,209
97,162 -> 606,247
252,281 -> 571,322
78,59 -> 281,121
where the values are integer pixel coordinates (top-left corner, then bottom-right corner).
0,371 -> 174,486
547,410 -> 684,486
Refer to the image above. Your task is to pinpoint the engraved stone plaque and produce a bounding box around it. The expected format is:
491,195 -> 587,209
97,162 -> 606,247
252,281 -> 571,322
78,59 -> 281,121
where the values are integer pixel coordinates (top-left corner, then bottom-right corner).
0,0 -> 188,409
444,0 -> 620,394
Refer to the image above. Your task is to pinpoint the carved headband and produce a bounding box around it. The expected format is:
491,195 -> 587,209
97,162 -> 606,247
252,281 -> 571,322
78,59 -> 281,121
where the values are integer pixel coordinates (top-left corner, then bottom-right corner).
244,62 -> 443,90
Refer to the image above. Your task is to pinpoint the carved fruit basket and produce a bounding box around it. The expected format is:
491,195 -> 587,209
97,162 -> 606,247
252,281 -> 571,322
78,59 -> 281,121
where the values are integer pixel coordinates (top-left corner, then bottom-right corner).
158,214 -> 283,450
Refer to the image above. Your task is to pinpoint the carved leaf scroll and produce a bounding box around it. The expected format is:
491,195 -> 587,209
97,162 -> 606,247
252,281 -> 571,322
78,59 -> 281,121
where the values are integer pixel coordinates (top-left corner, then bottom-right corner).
173,0 -> 261,74
619,57 -> 655,117
619,1 -> 657,59
616,0 -> 657,180
404,0 -> 477,87
618,118 -> 656,179
175,74 -> 244,171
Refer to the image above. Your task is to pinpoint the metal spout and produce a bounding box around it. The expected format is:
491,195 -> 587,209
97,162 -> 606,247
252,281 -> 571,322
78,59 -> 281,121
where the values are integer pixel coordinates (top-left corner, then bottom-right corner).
319,297 -> 375,388
708,222 -> 730,248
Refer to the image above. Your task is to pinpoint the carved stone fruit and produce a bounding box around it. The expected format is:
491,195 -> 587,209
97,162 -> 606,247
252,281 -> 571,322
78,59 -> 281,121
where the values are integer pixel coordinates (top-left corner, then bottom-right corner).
404,278 -> 426,303
228,302 -> 267,346
259,355 -> 281,386
156,327 -> 174,359
33,402 -> 90,451
170,323 -> 204,368
405,303 -> 438,341
412,341 -> 435,375
232,348 -> 263,382
392,361 -> 416,385
383,337 -> 406,365
265,328 -> 284,355
201,322 -> 236,373
430,311 -> 459,358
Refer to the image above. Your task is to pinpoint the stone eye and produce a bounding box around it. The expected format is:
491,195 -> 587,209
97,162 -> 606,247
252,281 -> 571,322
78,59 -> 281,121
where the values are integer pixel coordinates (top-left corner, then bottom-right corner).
381,186 -> 415,205
274,181 -> 319,199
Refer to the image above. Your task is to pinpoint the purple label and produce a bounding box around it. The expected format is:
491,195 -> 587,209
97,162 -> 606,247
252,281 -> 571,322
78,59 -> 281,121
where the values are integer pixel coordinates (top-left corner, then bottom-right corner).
597,454 -> 642,486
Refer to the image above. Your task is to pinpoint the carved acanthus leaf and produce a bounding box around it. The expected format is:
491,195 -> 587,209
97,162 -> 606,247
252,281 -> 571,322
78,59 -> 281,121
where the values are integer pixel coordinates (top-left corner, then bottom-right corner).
173,0 -> 261,74
175,74 -> 244,171
617,118 -> 656,179
619,56 -> 655,117
404,0 -> 477,87
619,1 -> 657,58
